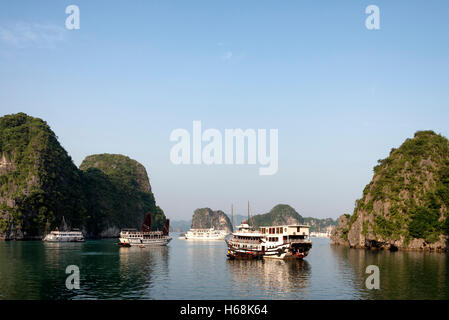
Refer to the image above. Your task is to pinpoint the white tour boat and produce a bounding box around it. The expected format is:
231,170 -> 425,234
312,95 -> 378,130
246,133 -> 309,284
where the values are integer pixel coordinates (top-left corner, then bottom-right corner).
43,217 -> 85,242
310,231 -> 331,238
43,230 -> 85,242
118,212 -> 171,247
184,227 -> 228,240
226,222 -> 312,260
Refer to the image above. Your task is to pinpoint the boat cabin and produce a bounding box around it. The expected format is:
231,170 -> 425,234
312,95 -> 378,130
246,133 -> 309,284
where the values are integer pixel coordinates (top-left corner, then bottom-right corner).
259,225 -> 310,243
260,225 -> 309,236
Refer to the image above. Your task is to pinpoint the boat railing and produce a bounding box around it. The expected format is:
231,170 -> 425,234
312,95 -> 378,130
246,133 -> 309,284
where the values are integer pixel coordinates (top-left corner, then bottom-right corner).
230,239 -> 261,245
121,230 -> 164,235
227,241 -> 260,250
289,238 -> 311,244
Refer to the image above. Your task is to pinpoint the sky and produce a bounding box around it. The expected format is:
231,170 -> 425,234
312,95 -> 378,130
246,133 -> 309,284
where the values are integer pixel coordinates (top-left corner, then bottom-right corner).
1,1 -> 448,220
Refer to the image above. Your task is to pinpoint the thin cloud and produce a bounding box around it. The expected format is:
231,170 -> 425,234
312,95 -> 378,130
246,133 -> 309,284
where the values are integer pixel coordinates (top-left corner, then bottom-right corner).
217,42 -> 246,63
222,51 -> 233,61
0,22 -> 67,48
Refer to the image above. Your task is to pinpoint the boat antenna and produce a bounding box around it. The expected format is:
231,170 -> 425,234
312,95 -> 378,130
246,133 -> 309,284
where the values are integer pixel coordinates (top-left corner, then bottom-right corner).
247,201 -> 250,226
231,204 -> 234,231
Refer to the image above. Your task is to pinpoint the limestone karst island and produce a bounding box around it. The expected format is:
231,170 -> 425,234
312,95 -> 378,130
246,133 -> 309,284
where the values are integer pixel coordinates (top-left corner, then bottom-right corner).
331,130 -> 449,252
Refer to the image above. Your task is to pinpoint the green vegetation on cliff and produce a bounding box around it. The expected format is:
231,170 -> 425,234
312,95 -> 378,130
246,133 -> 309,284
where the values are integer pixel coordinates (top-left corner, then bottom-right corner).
333,130 -> 449,250
80,154 -> 165,233
249,204 -> 303,227
248,204 -> 336,232
0,113 -> 165,239
0,113 -> 86,238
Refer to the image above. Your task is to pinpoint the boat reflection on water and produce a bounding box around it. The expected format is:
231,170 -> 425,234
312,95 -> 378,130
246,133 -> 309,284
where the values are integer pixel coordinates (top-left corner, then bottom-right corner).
42,241 -> 86,280
226,258 -> 311,298
118,244 -> 169,266
42,241 -> 85,255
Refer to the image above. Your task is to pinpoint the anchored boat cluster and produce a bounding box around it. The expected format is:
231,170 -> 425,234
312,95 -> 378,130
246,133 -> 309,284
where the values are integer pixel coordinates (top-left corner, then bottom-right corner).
42,205 -> 312,260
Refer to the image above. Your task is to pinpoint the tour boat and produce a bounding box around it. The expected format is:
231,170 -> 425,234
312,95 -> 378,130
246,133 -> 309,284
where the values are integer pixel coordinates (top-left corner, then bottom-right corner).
43,217 -> 85,242
310,231 -> 331,238
43,230 -> 85,242
184,227 -> 228,240
226,222 -> 312,260
118,212 -> 171,247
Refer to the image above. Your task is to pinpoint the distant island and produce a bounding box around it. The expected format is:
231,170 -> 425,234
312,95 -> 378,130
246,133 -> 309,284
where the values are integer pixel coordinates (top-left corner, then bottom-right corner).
331,131 -> 449,252
0,113 -> 165,240
172,204 -> 336,233
170,219 -> 192,232
190,208 -> 233,233
170,215 -> 246,232
249,204 -> 336,233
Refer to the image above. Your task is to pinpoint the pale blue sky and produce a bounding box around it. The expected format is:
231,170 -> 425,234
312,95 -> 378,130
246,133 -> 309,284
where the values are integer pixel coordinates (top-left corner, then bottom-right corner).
1,1 -> 448,220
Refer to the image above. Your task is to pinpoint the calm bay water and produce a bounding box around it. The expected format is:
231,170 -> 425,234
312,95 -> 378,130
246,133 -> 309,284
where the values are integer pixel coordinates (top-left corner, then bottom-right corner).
0,235 -> 448,300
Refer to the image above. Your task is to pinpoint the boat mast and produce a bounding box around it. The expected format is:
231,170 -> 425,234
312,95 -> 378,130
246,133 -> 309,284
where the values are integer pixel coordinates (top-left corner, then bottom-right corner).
231,204 -> 234,231
247,201 -> 250,226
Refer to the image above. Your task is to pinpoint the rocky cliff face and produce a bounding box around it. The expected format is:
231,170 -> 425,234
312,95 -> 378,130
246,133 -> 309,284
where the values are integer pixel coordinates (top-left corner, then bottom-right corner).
330,215 -> 350,246
0,113 -> 87,240
191,208 -> 233,232
332,131 -> 449,251
0,113 -> 165,239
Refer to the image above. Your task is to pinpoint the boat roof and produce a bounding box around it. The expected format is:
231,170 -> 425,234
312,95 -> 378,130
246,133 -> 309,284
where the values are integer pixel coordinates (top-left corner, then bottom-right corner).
51,230 -> 82,233
259,224 -> 310,228
232,231 -> 263,237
